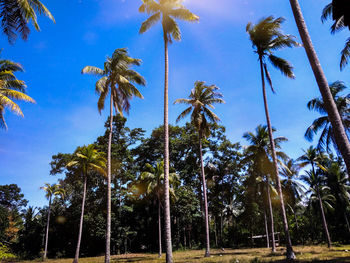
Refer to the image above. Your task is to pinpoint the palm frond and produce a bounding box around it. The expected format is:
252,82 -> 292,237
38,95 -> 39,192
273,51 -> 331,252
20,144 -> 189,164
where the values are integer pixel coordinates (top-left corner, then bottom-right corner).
139,12 -> 161,34
268,54 -> 295,79
340,37 -> 350,70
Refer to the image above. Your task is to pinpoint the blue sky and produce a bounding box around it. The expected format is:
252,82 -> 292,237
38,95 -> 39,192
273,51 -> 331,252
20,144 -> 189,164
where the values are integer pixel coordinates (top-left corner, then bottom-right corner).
0,0 -> 349,207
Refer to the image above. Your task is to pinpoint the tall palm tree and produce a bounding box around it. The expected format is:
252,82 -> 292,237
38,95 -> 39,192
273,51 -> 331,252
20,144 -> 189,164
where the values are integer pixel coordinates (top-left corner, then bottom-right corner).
301,170 -> 334,248
246,16 -> 298,259
138,161 -> 179,258
288,0 -> 350,178
243,125 -> 288,253
138,2 -> 198,261
0,0 -> 55,43
67,145 -> 106,263
40,183 -> 65,261
82,48 -> 145,263
174,81 -> 224,257
305,81 -> 350,153
297,146 -> 322,175
321,2 -> 350,69
0,57 -> 35,130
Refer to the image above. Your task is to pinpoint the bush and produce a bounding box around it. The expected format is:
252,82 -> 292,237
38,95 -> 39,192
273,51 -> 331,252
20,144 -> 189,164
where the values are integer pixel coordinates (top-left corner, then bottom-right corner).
0,243 -> 16,261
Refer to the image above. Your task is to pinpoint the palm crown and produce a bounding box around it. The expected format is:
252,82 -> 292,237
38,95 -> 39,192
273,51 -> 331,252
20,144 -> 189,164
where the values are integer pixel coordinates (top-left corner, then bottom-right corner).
82,48 -> 146,116
174,81 -> 225,138
40,183 -> 65,200
139,0 -> 199,43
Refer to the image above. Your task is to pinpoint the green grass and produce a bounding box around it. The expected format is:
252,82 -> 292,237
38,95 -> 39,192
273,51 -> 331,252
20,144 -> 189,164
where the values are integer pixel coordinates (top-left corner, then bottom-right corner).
18,245 -> 350,263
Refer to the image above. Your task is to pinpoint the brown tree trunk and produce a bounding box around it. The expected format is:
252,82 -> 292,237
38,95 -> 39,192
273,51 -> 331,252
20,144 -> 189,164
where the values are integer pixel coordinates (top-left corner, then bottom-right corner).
288,0 -> 350,175
318,192 -> 332,248
198,131 -> 210,257
344,213 -> 350,233
105,94 -> 113,263
73,176 -> 87,263
266,180 -> 276,252
163,29 -> 173,263
43,196 -> 51,261
259,56 -> 295,260
264,209 -> 270,248
158,196 -> 162,258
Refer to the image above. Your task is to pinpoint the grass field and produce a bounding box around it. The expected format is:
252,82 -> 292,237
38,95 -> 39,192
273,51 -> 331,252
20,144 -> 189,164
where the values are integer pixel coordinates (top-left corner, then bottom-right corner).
19,245 -> 350,263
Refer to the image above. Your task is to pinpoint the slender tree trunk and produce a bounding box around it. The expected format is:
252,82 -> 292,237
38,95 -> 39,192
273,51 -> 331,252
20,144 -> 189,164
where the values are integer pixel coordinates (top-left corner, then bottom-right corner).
259,56 -> 295,260
43,197 -> 51,261
105,94 -> 113,263
198,131 -> 210,257
266,180 -> 276,252
344,213 -> 350,233
214,217 -> 218,247
220,211 -> 223,247
163,30 -> 173,263
73,176 -> 87,263
158,196 -> 162,258
318,192 -> 332,248
288,0 -> 350,175
264,209 -> 270,248
293,209 -> 302,245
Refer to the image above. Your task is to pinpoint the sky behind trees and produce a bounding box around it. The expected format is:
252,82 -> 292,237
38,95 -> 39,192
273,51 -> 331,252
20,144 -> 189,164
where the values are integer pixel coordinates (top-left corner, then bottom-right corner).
0,0 -> 349,207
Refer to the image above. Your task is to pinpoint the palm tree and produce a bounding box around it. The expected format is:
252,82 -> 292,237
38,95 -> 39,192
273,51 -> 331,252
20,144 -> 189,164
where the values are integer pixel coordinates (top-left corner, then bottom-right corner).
297,146 -> 322,175
40,183 -> 65,261
174,81 -> 224,257
301,170 -> 334,248
82,48 -> 145,263
246,16 -> 298,259
138,161 -> 179,258
305,81 -> 350,153
138,2 -> 198,261
321,2 -> 350,69
243,125 -> 288,253
67,145 -> 106,263
0,0 -> 54,43
288,0 -> 350,177
0,57 -> 35,130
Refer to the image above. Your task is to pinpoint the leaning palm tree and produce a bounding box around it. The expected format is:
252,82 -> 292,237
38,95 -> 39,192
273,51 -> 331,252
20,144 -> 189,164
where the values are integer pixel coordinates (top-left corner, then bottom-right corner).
40,183 -> 65,261
305,81 -> 350,153
67,145 -> 106,263
246,16 -> 298,259
174,81 -> 224,257
0,57 -> 35,129
138,161 -> 179,258
288,0 -> 350,177
138,2 -> 198,261
82,48 -> 145,263
0,0 -> 55,43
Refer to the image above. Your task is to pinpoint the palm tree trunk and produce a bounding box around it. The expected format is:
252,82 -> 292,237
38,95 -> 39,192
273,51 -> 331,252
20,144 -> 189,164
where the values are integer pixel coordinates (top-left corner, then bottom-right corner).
163,29 -> 173,263
318,192 -> 332,248
344,213 -> 350,233
288,0 -> 350,175
43,196 -> 51,261
266,183 -> 275,251
264,209 -> 270,248
158,196 -> 162,258
73,175 -> 87,263
259,56 -> 295,260
198,131 -> 210,257
105,94 -> 113,263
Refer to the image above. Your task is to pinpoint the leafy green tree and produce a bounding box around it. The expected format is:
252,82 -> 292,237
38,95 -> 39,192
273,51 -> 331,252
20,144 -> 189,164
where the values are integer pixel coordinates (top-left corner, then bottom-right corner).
0,0 -> 54,43
67,145 -> 106,263
305,81 -> 350,153
0,56 -> 35,130
174,81 -> 224,257
82,48 -> 145,263
246,16 -> 298,259
138,2 -> 198,261
40,183 -> 65,261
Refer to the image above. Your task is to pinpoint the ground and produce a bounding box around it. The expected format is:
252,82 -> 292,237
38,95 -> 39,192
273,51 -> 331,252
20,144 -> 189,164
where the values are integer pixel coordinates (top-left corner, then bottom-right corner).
18,245 -> 350,263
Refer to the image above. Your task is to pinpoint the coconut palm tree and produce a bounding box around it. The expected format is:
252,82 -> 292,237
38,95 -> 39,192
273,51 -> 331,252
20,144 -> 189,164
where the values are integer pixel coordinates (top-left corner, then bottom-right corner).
40,183 -> 65,261
67,145 -> 106,263
138,2 -> 198,261
246,16 -> 298,259
82,48 -> 145,263
0,0 -> 54,43
297,146 -> 322,175
0,57 -> 35,130
288,0 -> 350,178
174,81 -> 224,257
305,81 -> 350,153
243,125 -> 288,253
138,161 -> 179,258
301,170 -> 334,248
